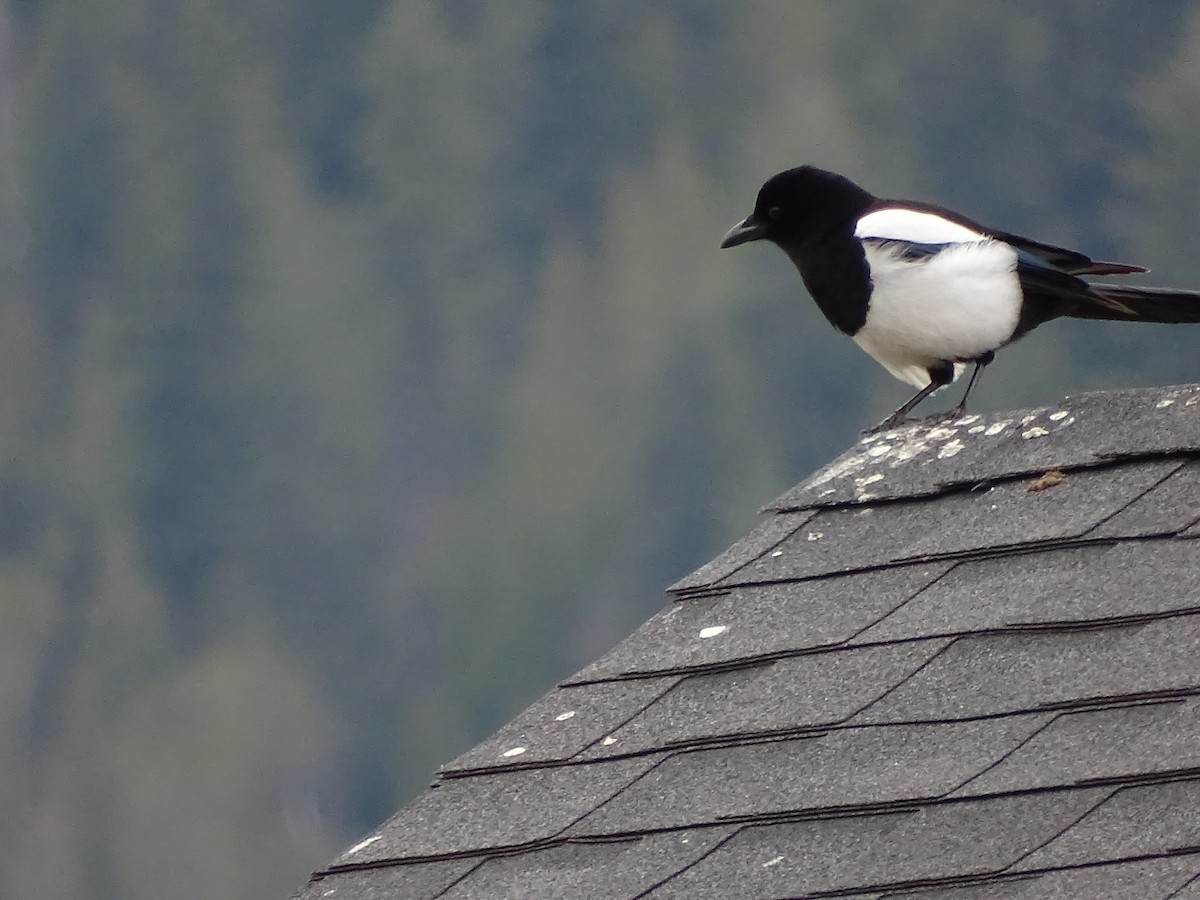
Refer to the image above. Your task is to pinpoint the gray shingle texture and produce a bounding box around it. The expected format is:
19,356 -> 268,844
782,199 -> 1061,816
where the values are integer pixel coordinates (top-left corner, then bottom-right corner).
296,385 -> 1200,899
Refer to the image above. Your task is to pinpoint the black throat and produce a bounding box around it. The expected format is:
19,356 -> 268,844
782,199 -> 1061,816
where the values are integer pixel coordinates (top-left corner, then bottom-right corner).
778,230 -> 871,336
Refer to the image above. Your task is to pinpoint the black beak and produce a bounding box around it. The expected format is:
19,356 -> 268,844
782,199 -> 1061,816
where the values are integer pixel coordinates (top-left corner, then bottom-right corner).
720,214 -> 767,248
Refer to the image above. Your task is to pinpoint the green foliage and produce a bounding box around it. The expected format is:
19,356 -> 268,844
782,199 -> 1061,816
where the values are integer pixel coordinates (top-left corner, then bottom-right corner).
4,2 -> 1200,898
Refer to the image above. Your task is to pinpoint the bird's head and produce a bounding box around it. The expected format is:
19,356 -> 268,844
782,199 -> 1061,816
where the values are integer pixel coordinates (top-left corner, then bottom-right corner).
720,166 -> 875,250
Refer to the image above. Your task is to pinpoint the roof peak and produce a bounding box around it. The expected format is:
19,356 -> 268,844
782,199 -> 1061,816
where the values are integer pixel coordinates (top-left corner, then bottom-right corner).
773,383 -> 1200,512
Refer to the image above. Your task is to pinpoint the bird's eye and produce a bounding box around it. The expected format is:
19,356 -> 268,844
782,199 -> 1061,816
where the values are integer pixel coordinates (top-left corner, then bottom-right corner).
767,206 -> 783,220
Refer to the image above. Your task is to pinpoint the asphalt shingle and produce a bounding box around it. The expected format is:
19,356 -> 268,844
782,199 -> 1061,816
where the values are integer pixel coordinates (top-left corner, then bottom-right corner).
570,716 -> 1048,836
581,640 -> 949,757
294,859 -> 479,900
668,510 -> 814,593
439,676 -> 678,774
953,699 -> 1200,798
335,755 -> 659,865
854,538 -> 1200,644
1013,777 -> 1200,871
854,618 -> 1200,724
878,854 -> 1200,899
1087,457 -> 1200,538
570,562 -> 951,683
438,827 -> 736,900
645,790 -> 1106,899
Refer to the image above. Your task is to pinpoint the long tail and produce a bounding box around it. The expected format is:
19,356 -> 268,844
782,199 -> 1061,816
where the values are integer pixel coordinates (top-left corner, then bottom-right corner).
1071,284 -> 1200,323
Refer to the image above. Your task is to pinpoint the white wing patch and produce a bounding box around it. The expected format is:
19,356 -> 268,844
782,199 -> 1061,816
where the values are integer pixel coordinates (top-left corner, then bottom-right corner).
853,240 -> 1020,389
855,208 -> 984,244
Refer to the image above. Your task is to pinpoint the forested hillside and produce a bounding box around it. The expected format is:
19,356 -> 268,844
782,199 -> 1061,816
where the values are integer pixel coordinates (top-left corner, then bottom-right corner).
4,3 -> 1200,898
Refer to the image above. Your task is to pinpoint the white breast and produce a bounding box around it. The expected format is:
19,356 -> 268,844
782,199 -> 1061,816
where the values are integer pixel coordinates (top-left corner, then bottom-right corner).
853,240 -> 1021,389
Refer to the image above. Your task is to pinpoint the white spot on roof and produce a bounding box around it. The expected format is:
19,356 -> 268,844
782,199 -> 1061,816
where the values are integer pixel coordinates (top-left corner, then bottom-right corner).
1022,426 -> 1049,439
771,549 -> 783,557
699,625 -> 728,639
938,439 -> 965,459
502,746 -> 527,758
1157,398 -> 1176,408
892,441 -> 925,462
601,735 -> 617,746
855,473 -> 885,488
324,890 -> 337,898
806,531 -> 824,541
347,834 -> 381,855
1048,410 -> 1070,421
800,444 -> 892,488
762,855 -> 785,868
798,407 -> 1053,495
555,710 -> 576,722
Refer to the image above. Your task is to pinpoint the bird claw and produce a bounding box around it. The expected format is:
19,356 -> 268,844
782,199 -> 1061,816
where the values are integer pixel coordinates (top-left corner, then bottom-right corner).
861,413 -> 914,435
861,406 -> 970,436
921,408 -> 966,426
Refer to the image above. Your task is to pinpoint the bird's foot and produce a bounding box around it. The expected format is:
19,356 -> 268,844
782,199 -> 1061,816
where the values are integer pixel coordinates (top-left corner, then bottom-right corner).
861,413 -> 915,435
862,405 -> 972,436
921,408 -> 966,426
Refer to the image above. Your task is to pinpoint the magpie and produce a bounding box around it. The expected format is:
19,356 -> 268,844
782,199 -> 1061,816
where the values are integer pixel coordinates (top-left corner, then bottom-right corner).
721,166 -> 1200,431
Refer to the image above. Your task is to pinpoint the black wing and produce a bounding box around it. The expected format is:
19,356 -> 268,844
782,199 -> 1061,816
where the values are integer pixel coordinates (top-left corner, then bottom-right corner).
1012,250 -> 1136,339
878,199 -> 1148,276
994,228 -> 1146,277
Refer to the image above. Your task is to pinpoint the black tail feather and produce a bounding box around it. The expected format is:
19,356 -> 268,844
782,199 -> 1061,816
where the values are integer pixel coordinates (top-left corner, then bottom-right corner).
1071,284 -> 1200,324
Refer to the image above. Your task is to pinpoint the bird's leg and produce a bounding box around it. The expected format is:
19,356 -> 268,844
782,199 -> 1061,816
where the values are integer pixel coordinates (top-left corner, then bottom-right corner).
947,350 -> 995,419
864,362 -> 955,434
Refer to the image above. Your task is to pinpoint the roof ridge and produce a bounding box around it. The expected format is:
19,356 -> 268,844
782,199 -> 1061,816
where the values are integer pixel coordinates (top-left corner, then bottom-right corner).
769,383 -> 1200,511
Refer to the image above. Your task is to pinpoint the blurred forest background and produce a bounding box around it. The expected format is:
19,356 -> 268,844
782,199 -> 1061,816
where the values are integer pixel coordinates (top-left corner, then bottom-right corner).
4,2 -> 1200,898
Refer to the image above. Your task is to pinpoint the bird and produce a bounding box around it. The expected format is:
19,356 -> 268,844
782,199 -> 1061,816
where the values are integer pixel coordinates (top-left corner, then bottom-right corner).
721,165 -> 1200,432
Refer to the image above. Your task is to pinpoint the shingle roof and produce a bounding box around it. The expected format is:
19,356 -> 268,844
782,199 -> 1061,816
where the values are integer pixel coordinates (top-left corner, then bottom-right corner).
296,383 -> 1200,899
